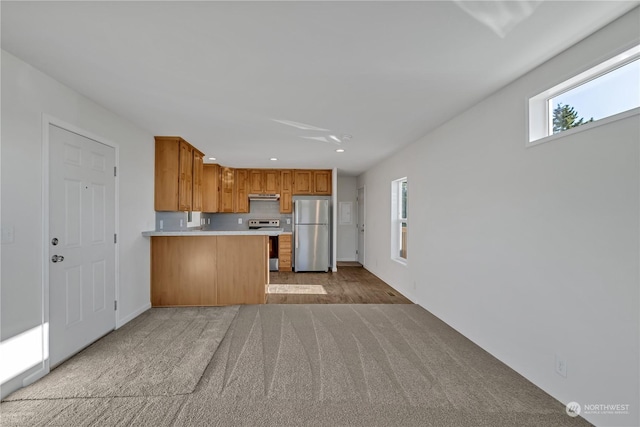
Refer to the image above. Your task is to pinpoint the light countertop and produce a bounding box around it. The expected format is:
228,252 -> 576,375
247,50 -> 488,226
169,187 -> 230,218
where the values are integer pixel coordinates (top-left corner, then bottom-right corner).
141,229 -> 291,237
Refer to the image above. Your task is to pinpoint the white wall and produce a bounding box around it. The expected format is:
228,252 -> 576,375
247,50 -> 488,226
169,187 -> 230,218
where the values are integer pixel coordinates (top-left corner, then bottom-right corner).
1,50 -> 155,396
358,9 -> 639,427
336,176 -> 358,262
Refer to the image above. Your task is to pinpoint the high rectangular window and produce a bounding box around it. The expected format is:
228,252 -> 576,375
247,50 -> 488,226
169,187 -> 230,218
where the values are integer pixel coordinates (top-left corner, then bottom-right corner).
529,44 -> 639,145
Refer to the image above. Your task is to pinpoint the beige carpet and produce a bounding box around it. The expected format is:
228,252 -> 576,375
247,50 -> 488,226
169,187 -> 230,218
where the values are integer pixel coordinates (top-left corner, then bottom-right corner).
1,304 -> 592,426
4,306 -> 239,399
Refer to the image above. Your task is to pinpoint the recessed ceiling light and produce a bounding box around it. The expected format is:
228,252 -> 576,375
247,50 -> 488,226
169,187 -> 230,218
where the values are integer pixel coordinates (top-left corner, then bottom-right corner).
336,149 -> 345,153
208,157 -> 216,161
270,157 -> 278,161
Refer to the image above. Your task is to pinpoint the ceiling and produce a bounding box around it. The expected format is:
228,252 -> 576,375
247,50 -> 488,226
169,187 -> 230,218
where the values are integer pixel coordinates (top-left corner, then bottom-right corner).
2,1 -> 637,176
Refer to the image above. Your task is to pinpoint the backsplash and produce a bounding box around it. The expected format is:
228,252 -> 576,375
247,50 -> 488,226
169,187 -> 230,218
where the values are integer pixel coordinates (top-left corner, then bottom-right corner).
155,201 -> 293,231
202,200 -> 293,232
155,211 -> 201,231
155,211 -> 189,231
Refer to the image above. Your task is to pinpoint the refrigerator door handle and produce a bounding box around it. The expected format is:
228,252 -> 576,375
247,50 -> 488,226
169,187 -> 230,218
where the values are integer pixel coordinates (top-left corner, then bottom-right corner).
295,229 -> 299,249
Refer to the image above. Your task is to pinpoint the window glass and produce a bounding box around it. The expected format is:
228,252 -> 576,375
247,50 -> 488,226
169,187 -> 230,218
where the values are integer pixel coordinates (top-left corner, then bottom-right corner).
550,59 -> 640,134
391,178 -> 407,262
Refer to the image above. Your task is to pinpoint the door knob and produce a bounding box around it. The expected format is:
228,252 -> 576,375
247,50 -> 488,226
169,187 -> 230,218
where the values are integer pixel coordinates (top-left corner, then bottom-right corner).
51,255 -> 64,263
51,238 -> 59,246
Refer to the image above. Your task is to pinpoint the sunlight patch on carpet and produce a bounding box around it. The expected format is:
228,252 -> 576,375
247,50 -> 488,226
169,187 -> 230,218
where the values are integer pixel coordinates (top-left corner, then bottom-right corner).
267,284 -> 327,295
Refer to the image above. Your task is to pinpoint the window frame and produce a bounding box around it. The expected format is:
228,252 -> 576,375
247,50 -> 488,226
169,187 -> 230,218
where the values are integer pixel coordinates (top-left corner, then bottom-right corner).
527,44 -> 640,147
391,177 -> 408,265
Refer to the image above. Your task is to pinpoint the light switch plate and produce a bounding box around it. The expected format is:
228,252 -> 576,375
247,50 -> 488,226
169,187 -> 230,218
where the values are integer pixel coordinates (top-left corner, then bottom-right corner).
238,218 -> 243,225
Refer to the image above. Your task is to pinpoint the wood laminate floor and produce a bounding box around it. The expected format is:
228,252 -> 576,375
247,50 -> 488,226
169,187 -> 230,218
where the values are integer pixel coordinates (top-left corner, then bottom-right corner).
267,266 -> 412,304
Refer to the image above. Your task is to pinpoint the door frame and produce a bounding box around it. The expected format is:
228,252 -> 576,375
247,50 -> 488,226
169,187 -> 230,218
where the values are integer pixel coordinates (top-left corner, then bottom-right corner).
40,114 -> 120,376
357,185 -> 365,267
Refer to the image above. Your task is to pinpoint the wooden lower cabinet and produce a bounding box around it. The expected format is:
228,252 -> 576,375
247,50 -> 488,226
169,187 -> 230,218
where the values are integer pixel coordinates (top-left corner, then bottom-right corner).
151,235 -> 267,306
278,234 -> 292,271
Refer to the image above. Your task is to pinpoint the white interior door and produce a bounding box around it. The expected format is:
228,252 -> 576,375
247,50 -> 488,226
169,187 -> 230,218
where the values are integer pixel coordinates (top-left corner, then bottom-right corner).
357,187 -> 365,265
49,124 -> 116,367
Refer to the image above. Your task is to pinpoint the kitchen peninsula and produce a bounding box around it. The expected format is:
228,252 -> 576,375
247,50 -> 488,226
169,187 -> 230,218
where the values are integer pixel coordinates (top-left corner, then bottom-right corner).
142,229 -> 281,307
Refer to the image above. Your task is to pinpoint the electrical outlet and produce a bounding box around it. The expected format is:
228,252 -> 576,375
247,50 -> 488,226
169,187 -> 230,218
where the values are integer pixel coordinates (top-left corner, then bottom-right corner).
286,218 -> 291,225
180,219 -> 183,227
1,226 -> 15,244
159,220 -> 164,230
238,218 -> 243,225
555,354 -> 567,378
208,218 -> 210,224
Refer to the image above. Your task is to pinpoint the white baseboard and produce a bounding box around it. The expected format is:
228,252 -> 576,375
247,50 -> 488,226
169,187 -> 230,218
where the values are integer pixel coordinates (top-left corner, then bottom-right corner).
22,364 -> 48,388
116,302 -> 151,329
337,258 -> 358,262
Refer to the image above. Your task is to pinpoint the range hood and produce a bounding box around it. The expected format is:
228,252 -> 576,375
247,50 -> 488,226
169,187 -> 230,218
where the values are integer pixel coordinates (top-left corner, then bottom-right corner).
248,193 -> 280,201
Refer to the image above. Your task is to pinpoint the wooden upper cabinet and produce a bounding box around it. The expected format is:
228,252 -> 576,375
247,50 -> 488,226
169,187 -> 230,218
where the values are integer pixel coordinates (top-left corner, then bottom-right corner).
192,150 -> 204,211
219,166 -> 235,213
292,169 -> 332,195
178,141 -> 194,211
293,170 -> 313,194
249,169 -> 264,194
264,170 -> 280,193
154,137 -> 180,211
280,170 -> 292,213
235,169 -> 249,213
313,170 -> 332,195
155,136 -> 203,211
249,169 -> 280,194
202,164 -> 219,213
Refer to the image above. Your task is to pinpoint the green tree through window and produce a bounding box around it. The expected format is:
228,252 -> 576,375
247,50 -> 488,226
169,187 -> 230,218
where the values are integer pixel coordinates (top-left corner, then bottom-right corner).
552,103 -> 594,134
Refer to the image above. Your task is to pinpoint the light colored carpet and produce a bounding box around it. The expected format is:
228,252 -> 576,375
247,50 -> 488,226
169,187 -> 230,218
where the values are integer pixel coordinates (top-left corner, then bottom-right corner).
0,304 -> 592,426
267,284 -> 327,294
4,306 -> 239,399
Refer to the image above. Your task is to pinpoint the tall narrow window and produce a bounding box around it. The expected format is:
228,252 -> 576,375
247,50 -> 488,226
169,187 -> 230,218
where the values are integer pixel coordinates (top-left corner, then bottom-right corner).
391,177 -> 407,263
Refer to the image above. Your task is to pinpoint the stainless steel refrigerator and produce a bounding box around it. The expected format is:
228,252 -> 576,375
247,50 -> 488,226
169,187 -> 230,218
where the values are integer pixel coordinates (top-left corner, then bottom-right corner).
293,199 -> 329,272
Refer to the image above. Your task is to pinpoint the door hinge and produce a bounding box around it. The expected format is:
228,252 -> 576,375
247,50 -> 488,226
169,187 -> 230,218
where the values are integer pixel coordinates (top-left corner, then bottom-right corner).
114,234 -> 117,244
114,166 -> 117,177
114,300 -> 117,311
356,250 -> 358,254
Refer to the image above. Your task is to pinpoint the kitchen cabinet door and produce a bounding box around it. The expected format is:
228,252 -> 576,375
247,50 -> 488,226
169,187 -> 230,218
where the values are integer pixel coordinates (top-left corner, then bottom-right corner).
192,150 -> 204,211
235,169 -> 249,213
249,169 -> 264,193
178,141 -> 193,211
278,234 -> 292,271
280,170 -> 292,213
313,170 -> 332,195
219,167 -> 235,213
264,169 -> 280,193
202,164 -> 219,213
154,137 -> 181,211
293,170 -> 313,194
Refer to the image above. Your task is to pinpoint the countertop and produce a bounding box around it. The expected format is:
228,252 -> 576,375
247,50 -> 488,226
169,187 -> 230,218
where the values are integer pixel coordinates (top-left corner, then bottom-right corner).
141,229 -> 291,237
